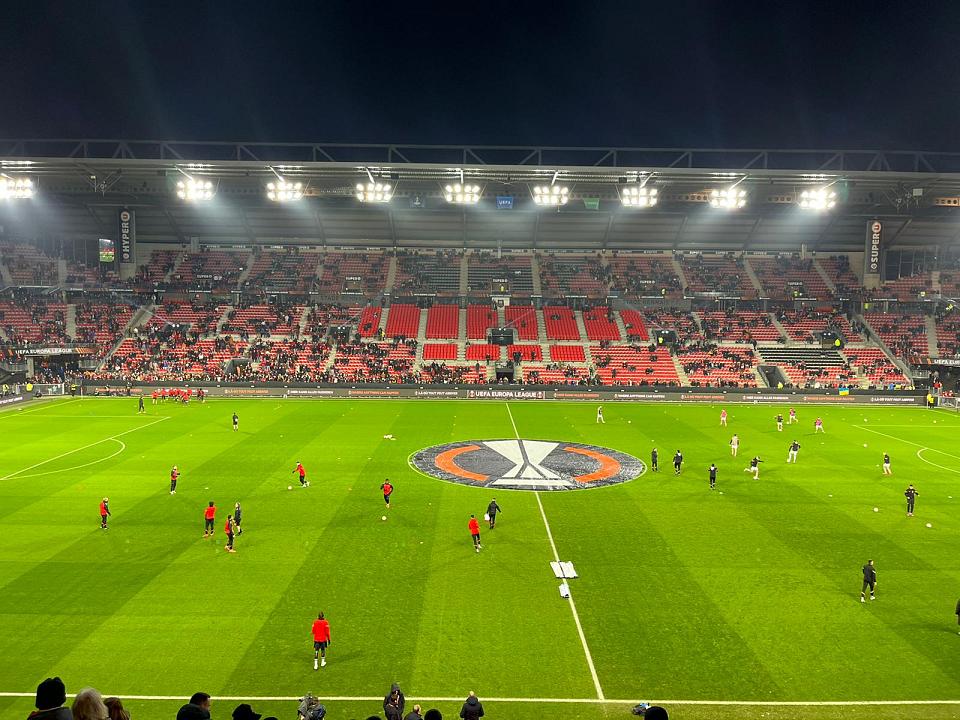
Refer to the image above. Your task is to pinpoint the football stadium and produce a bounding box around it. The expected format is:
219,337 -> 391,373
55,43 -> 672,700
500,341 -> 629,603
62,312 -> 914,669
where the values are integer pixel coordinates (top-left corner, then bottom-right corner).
1,140 -> 959,720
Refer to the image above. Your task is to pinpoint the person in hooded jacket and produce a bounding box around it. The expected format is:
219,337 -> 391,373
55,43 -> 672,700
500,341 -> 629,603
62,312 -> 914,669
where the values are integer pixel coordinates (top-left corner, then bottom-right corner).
459,691 -> 484,720
383,683 -> 405,720
28,677 -> 72,720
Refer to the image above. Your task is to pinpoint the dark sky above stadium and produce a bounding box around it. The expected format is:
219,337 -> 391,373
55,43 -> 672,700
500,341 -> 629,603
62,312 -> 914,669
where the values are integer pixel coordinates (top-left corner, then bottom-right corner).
4,2 -> 960,150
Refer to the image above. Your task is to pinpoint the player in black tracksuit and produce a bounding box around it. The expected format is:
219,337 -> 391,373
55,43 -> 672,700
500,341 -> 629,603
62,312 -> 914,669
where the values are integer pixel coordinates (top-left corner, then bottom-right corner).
904,485 -> 918,517
651,448 -> 659,472
708,463 -> 717,489
861,560 -> 877,602
487,499 -> 502,529
673,450 -> 683,475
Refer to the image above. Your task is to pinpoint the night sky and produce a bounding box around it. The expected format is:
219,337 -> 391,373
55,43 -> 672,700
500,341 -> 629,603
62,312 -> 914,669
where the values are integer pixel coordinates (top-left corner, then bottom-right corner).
3,1 -> 960,150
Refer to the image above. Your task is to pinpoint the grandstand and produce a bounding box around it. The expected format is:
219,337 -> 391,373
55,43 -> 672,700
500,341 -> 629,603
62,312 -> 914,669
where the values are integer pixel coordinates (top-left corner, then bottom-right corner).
3,140 -> 959,394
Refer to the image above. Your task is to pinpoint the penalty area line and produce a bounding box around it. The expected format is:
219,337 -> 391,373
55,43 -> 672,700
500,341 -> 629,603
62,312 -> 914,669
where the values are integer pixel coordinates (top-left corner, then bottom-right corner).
0,693 -> 958,706
504,402 -> 605,701
0,415 -> 170,481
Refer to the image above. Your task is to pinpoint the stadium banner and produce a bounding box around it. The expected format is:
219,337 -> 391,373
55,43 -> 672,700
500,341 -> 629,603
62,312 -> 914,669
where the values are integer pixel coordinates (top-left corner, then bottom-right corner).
118,208 -> 135,264
0,393 -> 27,408
82,381 -> 926,405
864,219 -> 883,281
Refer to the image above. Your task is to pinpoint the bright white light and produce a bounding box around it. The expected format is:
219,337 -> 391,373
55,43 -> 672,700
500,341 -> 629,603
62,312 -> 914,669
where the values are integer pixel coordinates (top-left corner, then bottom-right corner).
533,185 -> 569,206
621,185 -> 658,208
0,177 -> 34,200
799,187 -> 837,211
444,182 -> 481,205
176,177 -> 215,202
356,181 -> 393,203
266,179 -> 304,202
710,186 -> 747,209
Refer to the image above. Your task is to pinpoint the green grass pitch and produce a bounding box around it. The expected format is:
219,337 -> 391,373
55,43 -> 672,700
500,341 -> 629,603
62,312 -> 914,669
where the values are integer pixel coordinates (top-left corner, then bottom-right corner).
0,397 -> 958,720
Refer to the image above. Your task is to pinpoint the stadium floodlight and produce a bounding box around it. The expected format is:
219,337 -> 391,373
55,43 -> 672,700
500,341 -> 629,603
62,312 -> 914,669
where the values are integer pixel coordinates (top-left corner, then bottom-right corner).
533,185 -> 569,206
444,183 -> 481,205
620,185 -> 658,208
176,177 -> 215,202
799,187 -> 837,211
267,179 -> 304,202
0,177 -> 34,200
710,186 -> 747,209
356,181 -> 392,203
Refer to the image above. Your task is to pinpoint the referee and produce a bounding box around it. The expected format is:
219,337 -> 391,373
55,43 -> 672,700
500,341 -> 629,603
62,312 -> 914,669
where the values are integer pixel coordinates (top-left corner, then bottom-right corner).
861,560 -> 877,603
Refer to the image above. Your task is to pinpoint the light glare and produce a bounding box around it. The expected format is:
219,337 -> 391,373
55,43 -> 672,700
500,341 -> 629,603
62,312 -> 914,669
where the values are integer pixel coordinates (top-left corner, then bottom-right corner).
176,177 -> 215,202
709,186 -> 747,209
799,187 -> 837,211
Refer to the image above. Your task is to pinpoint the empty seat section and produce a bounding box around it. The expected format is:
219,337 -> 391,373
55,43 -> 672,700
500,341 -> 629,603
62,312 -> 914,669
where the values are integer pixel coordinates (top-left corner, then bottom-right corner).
384,304 -> 421,338
425,304 -> 459,339
504,305 -> 539,340
467,304 -> 498,340
423,343 -> 458,361
543,306 -> 580,340
549,345 -> 585,362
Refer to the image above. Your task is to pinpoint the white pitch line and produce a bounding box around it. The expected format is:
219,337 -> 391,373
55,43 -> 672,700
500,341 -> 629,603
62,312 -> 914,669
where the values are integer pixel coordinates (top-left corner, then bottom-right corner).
0,693 -> 958,706
504,402 -> 605,701
0,416 -> 169,481
16,438 -> 127,479
856,425 -> 960,461
916,448 -> 960,475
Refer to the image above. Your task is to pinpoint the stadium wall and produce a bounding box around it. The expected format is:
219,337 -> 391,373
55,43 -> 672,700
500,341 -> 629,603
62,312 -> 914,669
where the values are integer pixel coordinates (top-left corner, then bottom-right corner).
81,381 -> 926,405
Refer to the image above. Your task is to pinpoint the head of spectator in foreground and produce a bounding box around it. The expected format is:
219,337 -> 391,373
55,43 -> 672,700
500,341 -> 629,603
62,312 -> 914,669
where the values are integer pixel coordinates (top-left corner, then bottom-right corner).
71,688 -> 108,720
423,711 -> 442,720
104,697 -> 129,720
232,703 -> 262,720
644,706 -> 668,720
34,677 -> 68,713
176,692 -> 212,720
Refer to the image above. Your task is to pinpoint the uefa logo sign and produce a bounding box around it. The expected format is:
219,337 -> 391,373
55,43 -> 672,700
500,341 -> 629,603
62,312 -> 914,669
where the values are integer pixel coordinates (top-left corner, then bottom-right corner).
411,439 -> 645,491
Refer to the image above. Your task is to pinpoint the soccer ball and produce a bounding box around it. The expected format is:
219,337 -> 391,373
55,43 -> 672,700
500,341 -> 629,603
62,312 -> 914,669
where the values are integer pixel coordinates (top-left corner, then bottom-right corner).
628,420 -> 632,424
873,507 -> 879,512
287,485 -> 292,491
926,523 -> 933,528
863,443 -> 867,447
381,515 -> 387,521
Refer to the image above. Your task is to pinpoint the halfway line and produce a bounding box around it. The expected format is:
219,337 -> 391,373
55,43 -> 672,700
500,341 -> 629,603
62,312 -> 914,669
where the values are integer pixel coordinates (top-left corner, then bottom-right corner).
504,402 -> 605,701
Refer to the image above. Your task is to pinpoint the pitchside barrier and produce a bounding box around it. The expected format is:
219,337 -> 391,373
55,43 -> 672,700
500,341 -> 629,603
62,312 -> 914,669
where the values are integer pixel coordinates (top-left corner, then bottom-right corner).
80,381 -> 927,405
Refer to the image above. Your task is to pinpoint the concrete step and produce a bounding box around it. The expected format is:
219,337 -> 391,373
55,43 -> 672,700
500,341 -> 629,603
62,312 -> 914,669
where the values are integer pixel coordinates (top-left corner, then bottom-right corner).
925,315 -> 939,356
530,252 -> 542,295
743,257 -> 765,293
769,313 -> 790,343
65,304 -> 77,340
813,258 -> 838,296
671,354 -> 691,385
385,255 -> 398,294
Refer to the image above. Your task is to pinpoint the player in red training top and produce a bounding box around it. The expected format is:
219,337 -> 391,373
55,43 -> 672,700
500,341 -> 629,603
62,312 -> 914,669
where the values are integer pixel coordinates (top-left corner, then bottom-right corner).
203,501 -> 217,538
380,479 -> 393,509
292,461 -> 310,487
169,465 -> 180,495
814,417 -> 825,433
720,409 -> 727,426
224,515 -> 236,553
99,497 -> 111,530
468,514 -> 481,553
312,612 -> 331,670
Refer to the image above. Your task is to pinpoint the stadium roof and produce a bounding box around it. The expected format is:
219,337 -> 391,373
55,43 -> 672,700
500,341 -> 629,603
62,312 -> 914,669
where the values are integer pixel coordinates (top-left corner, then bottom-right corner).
3,140 -> 960,253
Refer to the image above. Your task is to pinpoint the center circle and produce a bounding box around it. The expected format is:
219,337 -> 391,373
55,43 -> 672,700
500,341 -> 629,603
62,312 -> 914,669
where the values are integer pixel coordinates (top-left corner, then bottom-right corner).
410,439 -> 645,491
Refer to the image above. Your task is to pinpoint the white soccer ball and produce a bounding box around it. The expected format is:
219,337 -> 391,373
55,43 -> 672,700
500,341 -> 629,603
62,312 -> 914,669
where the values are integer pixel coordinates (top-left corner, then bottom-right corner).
864,418 -> 868,422
863,443 -> 867,447
381,515 -> 387,521
873,507 -> 879,512
287,485 -> 292,491
628,420 -> 632,424
926,523 -> 933,528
